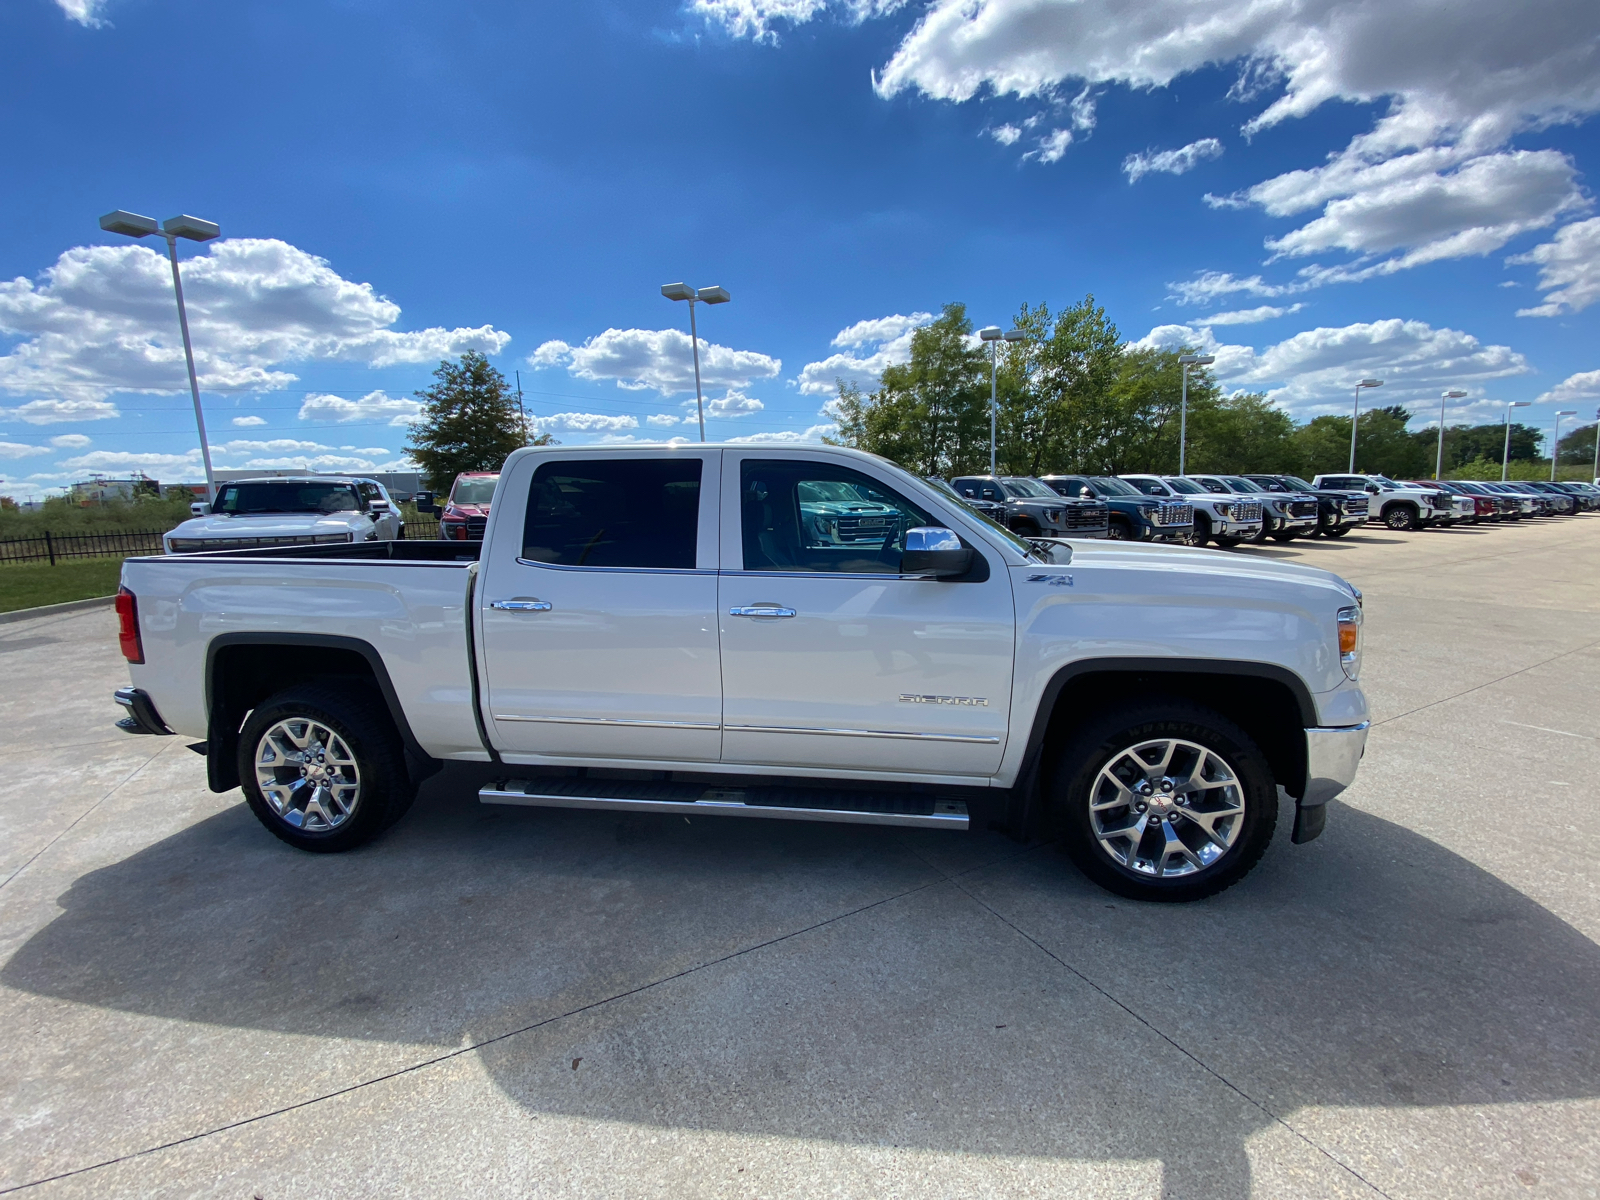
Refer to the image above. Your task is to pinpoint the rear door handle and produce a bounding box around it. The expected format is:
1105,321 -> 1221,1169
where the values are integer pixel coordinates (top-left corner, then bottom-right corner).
491,598 -> 553,612
729,606 -> 796,619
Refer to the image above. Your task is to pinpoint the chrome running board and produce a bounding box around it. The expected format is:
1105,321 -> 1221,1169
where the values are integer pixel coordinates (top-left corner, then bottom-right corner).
479,777 -> 968,830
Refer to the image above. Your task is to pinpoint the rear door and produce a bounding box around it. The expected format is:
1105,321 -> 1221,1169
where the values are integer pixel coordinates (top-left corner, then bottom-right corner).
717,452 -> 1015,778
477,450 -> 723,764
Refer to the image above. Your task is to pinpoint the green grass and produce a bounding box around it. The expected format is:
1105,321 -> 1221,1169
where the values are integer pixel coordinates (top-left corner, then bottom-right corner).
0,557 -> 126,614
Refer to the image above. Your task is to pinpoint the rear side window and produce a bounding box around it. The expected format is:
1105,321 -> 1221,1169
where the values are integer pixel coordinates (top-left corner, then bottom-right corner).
522,458 -> 701,569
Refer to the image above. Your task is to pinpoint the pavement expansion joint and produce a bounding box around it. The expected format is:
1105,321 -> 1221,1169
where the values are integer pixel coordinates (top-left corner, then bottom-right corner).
1371,633 -> 1600,731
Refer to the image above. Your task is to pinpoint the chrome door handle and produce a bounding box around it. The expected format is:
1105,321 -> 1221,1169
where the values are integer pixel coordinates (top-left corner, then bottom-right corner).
729,606 -> 796,619
491,598 -> 553,612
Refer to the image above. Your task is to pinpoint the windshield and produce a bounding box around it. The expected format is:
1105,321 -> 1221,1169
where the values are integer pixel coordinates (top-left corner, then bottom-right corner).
1161,477 -> 1205,495
1124,477 -> 1171,496
799,480 -> 874,504
1089,476 -> 1140,496
213,481 -> 361,515
1002,477 -> 1057,498
1222,476 -> 1264,493
451,476 -> 499,506
1281,475 -> 1316,490
1371,475 -> 1400,488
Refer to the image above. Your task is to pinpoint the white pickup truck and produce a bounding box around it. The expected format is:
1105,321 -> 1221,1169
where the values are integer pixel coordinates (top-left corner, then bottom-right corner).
112,444 -> 1370,902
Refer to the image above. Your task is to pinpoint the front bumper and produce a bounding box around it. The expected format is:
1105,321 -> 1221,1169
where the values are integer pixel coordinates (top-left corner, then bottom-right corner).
1303,722 -> 1369,806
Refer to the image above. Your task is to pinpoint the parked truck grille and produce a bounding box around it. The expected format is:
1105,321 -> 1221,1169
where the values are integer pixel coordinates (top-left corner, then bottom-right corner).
832,515 -> 896,542
465,515 -> 488,539
1063,506 -> 1109,531
1153,502 -> 1193,527
1235,501 -> 1262,522
1289,500 -> 1319,518
1345,498 -> 1369,516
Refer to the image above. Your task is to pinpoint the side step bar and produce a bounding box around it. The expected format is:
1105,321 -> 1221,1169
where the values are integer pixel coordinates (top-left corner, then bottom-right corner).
479,777 -> 968,830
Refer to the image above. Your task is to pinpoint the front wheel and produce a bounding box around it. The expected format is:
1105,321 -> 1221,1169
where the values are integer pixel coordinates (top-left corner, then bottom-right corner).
1051,702 -> 1278,902
1323,525 -> 1352,538
1188,515 -> 1212,547
1105,518 -> 1133,540
237,684 -> 415,853
1010,517 -> 1042,537
1270,531 -> 1298,542
1384,504 -> 1417,531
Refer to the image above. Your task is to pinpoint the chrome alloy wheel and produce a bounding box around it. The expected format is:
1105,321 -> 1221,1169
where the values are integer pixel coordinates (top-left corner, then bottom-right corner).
253,717 -> 361,831
1088,737 -> 1246,877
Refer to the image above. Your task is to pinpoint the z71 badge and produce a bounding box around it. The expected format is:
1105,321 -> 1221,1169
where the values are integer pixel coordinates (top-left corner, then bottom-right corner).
899,694 -> 989,706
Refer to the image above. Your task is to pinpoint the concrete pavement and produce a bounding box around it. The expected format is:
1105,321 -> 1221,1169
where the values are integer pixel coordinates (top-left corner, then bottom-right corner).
2,516 -> 1598,1198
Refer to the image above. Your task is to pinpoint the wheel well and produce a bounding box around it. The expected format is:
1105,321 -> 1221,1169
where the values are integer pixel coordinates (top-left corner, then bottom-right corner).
205,638 -> 431,793
1025,668 -> 1308,832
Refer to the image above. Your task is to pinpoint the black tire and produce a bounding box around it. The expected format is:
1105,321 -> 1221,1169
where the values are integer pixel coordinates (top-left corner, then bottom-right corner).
1384,504 -> 1417,531
1323,525 -> 1352,538
1270,531 -> 1298,542
1190,514 -> 1212,546
1011,517 -> 1042,537
237,684 -> 415,853
1105,517 -> 1133,540
1050,701 -> 1278,902
1212,535 -> 1240,548
1244,518 -> 1269,545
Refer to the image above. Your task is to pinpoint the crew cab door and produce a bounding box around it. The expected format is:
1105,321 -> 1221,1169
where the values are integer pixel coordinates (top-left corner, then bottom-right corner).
718,452 -> 1014,778
476,450 -> 723,763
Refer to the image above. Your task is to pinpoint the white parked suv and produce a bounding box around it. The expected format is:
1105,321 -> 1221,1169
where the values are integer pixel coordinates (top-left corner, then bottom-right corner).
164,477 -> 402,554
1119,475 -> 1263,547
114,444 -> 1369,902
1311,474 -> 1448,531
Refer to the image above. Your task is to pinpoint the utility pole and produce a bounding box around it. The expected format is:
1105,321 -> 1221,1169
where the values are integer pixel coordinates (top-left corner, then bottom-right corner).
514,369 -> 528,446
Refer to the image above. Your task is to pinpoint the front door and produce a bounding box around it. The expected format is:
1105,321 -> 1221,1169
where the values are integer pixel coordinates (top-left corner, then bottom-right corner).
718,453 -> 1015,778
478,450 -> 723,764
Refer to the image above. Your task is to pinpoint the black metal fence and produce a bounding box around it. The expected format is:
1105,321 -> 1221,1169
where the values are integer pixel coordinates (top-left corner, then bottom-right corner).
403,520 -> 441,540
0,529 -> 169,566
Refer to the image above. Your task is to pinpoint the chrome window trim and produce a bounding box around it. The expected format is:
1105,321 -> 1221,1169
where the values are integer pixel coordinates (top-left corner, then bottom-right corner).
724,723 -> 1001,745
493,714 -> 721,730
513,558 -> 717,575
721,569 -> 941,581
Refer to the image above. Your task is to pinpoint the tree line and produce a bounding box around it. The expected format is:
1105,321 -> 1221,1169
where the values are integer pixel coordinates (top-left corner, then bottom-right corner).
827,301 -> 1595,482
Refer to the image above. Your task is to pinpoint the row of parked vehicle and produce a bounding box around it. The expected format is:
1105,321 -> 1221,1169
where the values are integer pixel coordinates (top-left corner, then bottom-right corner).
940,472 -> 1600,548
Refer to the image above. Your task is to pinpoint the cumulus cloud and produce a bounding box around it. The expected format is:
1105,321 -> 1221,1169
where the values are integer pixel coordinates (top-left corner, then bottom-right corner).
0,441 -> 52,461
700,389 -> 765,418
796,311 -> 934,396
530,328 -> 780,396
726,423 -> 840,443
529,412 -> 640,434
49,433 -> 91,448
990,124 -> 1022,145
58,450 -> 204,476
0,239 -> 509,402
1024,128 -> 1075,165
298,390 -> 425,426
1509,216 -> 1600,316
1193,304 -> 1304,325
1535,369 -> 1600,407
1123,138 -> 1224,183
1137,317 -> 1531,417
691,0 -> 904,42
0,398 -> 119,424
1166,272 -> 1297,306
55,0 -> 107,25
231,415 -> 268,427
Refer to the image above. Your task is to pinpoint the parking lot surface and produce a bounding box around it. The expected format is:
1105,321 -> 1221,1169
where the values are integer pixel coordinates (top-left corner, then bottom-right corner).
3,518 -> 1599,1198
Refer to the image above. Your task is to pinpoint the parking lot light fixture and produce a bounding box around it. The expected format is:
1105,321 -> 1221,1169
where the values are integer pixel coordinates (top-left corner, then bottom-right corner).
1552,411 -> 1577,481
99,209 -> 221,499
1435,390 -> 1468,479
1502,400 -> 1532,480
1348,379 -> 1383,473
1177,353 -> 1215,476
661,283 -> 730,443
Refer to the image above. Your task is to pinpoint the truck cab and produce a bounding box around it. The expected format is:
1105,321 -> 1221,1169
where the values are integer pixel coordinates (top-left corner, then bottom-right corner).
1311,474 -> 1447,531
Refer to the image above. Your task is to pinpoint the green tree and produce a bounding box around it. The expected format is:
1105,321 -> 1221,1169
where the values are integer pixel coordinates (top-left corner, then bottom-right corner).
404,352 -> 543,492
1292,405 -> 1430,478
1438,421 -> 1542,471
1189,391 -> 1302,474
1557,421 -> 1598,467
830,304 -> 990,478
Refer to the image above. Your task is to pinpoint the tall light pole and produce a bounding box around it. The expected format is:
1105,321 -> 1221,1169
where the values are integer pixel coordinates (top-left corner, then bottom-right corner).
1434,389 -> 1468,479
661,283 -> 730,443
1502,400 -> 1532,480
99,210 -> 221,499
1552,410 -> 1577,481
1177,353 -> 1215,475
979,326 -> 1026,476
1591,406 -> 1600,484
1348,378 -> 1383,472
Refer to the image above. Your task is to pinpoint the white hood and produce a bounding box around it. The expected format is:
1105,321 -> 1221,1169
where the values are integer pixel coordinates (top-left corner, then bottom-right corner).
165,512 -> 371,544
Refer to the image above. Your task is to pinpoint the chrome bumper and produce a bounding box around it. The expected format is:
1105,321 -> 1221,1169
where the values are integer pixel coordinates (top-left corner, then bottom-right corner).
1303,722 -> 1368,806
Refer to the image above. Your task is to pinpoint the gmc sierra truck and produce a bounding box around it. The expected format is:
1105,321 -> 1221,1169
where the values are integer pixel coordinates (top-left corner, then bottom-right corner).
112,444 -> 1369,902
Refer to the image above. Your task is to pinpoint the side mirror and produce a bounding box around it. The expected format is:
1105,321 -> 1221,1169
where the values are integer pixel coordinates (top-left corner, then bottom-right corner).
1078,487 -> 1094,500
190,501 -> 209,517
416,498 -> 439,515
901,527 -> 972,578
368,498 -> 392,515
1366,484 -> 1380,494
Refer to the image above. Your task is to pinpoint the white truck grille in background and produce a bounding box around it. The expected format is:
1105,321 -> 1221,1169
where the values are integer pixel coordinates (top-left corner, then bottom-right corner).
1235,501 -> 1262,522
1153,503 -> 1193,527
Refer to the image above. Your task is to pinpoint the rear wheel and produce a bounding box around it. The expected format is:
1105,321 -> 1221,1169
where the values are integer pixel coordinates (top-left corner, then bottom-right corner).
1051,702 -> 1278,902
237,684 -> 415,853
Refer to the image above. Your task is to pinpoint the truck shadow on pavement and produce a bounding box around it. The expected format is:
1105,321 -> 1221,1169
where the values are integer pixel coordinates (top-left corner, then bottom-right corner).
5,777 -> 1598,1197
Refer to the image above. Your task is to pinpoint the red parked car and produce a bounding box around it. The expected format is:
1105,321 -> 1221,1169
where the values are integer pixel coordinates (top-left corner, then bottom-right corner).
436,471 -> 499,541
1406,480 -> 1495,523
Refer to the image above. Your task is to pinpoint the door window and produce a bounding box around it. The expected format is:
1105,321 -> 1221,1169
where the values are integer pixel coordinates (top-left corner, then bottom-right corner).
358,482 -> 382,507
740,460 -> 935,574
522,458 -> 702,569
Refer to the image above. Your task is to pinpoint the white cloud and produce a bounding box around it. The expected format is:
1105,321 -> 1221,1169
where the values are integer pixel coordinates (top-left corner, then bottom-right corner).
696,389 -> 765,419
1193,304 -> 1304,326
1509,216 -> 1600,316
1023,128 -> 1074,165
59,450 -> 203,476
726,423 -> 839,443
646,413 -> 683,428
990,124 -> 1022,146
0,239 -> 509,402
49,433 -> 91,448
1167,272 -> 1296,306
797,312 -> 934,396
691,0 -> 903,42
1535,369 -> 1600,407
54,0 -> 107,26
0,398 -> 119,424
529,412 -> 640,434
1123,138 -> 1224,184
1137,317 -> 1532,417
231,415 -> 268,427
0,441 -> 51,461
298,390 -> 424,426
530,328 -> 780,396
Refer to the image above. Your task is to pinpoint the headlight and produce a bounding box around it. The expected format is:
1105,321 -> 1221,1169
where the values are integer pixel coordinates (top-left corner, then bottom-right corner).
1337,605 -> 1363,680
1271,499 -> 1287,512
1136,502 -> 1157,515
1214,502 -> 1233,518
1046,509 -> 1062,522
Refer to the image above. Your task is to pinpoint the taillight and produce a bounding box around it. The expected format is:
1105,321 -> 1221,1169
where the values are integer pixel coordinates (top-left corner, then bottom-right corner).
115,586 -> 143,664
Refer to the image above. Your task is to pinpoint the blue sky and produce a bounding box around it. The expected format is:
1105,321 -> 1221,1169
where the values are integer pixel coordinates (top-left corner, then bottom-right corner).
2,0 -> 1598,496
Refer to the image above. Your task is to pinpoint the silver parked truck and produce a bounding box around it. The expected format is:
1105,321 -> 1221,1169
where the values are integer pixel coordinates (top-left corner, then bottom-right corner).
112,444 -> 1369,902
